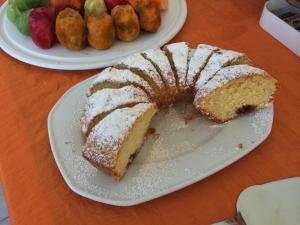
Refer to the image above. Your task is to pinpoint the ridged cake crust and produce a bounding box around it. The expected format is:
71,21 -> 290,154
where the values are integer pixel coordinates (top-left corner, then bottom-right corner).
195,65 -> 267,98
194,64 -> 278,123
163,42 -> 189,92
81,85 -> 150,135
195,49 -> 251,90
82,103 -> 158,180
87,67 -> 156,100
142,48 -> 178,100
115,53 -> 166,102
186,44 -> 219,88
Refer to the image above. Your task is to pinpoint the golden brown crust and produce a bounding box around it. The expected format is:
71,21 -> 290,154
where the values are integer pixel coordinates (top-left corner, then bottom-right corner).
135,1 -> 161,32
114,64 -> 164,104
141,53 -> 177,103
85,102 -> 144,137
56,8 -> 86,50
111,5 -> 140,42
87,14 -> 115,50
82,149 -> 120,180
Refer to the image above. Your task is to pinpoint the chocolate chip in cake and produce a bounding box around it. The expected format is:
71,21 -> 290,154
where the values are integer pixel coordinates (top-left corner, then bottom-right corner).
147,127 -> 156,136
236,105 -> 257,115
127,153 -> 138,168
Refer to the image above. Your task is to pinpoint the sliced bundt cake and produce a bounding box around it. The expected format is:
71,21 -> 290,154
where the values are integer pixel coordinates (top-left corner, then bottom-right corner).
163,42 -> 189,93
193,64 -> 278,123
195,49 -> 251,90
82,103 -> 159,180
186,44 -> 219,89
115,53 -> 166,103
80,42 -> 278,181
142,48 -> 178,101
81,85 -> 150,136
87,67 -> 156,100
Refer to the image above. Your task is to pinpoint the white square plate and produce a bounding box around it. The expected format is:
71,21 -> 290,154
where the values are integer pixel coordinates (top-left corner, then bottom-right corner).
48,76 -> 274,206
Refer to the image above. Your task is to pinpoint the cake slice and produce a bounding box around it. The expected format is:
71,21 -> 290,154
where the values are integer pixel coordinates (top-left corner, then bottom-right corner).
163,42 -> 189,93
142,48 -> 178,101
193,65 -> 278,123
81,85 -> 150,136
186,44 -> 219,89
195,49 -> 251,90
87,67 -> 156,100
115,53 -> 166,103
82,103 -> 159,180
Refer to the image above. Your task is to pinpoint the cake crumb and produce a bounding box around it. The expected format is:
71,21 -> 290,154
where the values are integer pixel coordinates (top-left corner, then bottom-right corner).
184,113 -> 198,124
147,128 -> 160,140
153,133 -> 160,140
238,143 -> 244,149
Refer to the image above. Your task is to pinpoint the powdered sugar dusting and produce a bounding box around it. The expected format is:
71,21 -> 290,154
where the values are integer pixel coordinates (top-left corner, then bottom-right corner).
249,102 -> 273,140
143,48 -> 177,90
195,50 -> 246,89
135,103 -> 225,163
164,42 -> 189,88
81,86 -> 150,134
195,65 -> 267,99
82,103 -> 155,169
187,44 -> 219,87
56,94 -> 273,202
49,42 -> 275,205
87,67 -> 154,98
118,53 -> 165,90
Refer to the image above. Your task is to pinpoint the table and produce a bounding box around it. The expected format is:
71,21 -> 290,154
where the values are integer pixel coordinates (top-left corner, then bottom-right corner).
0,1 -> 299,224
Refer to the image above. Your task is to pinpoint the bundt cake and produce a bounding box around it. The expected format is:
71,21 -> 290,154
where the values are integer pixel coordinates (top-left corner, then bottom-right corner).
142,48 -> 178,101
87,67 -> 156,100
82,103 -> 158,180
193,64 -> 278,123
81,42 -> 278,180
163,42 -> 189,93
115,53 -> 166,103
186,44 -> 219,88
81,85 -> 150,136
195,49 -> 251,90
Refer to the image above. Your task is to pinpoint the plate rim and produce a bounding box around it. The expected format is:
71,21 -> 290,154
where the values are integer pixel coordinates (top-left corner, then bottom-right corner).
0,0 -> 187,70
47,76 -> 274,207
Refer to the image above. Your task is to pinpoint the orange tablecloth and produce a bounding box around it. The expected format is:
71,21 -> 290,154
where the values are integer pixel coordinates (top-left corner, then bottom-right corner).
0,1 -> 299,224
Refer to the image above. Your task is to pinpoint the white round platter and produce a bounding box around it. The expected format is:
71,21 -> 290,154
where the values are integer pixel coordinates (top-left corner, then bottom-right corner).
0,0 -> 187,70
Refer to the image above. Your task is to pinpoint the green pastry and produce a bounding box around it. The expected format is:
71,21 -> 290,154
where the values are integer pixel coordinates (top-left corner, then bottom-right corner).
84,0 -> 107,18
16,9 -> 32,35
15,0 -> 40,11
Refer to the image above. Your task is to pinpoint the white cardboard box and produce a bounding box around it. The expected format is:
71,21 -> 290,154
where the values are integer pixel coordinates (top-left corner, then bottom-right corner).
260,0 -> 300,57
